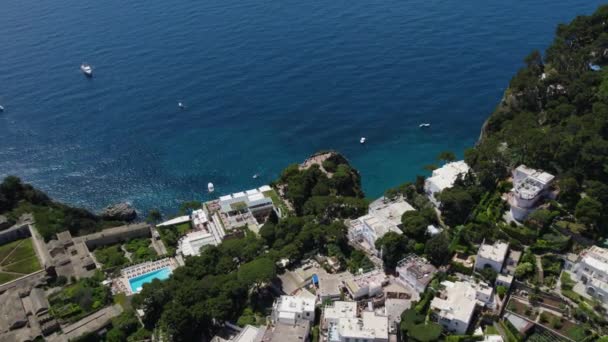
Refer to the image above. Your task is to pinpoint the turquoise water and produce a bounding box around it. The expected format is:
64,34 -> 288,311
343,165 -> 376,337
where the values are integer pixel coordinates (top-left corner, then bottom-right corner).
128,267 -> 172,293
0,0 -> 604,215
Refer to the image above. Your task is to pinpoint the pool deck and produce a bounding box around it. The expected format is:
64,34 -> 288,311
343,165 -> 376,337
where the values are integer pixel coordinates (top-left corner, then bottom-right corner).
112,257 -> 177,295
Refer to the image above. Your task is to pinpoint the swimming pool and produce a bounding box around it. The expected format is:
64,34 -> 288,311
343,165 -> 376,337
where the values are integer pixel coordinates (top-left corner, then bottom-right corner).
128,267 -> 172,293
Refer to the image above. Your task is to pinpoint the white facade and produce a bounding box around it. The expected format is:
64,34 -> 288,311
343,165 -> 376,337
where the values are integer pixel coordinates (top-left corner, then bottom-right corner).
424,161 -> 470,206
430,281 -> 492,335
344,270 -> 388,300
509,165 -> 554,221
395,255 -> 438,294
571,246 -> 608,304
348,199 -> 413,256
218,186 -> 275,218
323,302 -> 389,342
475,240 -> 509,273
178,211 -> 226,256
272,296 -> 316,325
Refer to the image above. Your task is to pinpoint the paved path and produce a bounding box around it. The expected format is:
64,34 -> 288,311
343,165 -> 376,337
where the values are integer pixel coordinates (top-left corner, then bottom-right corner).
535,255 -> 544,284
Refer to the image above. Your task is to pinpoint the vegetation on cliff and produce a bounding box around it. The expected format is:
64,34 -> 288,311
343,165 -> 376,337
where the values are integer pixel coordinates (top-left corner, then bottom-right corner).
131,152 -> 368,341
0,176 -> 125,240
467,5 -> 608,238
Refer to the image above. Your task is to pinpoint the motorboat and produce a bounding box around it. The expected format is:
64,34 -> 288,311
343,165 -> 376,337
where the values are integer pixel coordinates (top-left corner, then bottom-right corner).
0,105 -> 4,112
252,174 -> 259,179
208,182 -> 215,193
178,102 -> 185,109
360,137 -> 366,144
80,63 -> 93,77
419,123 -> 431,128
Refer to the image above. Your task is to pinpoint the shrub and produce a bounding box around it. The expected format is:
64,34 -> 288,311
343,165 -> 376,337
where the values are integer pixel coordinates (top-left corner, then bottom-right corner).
551,317 -> 563,329
497,285 -> 507,299
539,312 -> 550,323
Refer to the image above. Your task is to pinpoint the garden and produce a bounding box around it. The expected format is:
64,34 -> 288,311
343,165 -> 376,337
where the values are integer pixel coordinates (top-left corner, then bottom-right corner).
0,237 -> 42,284
538,311 -> 591,341
49,272 -> 111,323
94,238 -> 158,272
156,222 -> 192,255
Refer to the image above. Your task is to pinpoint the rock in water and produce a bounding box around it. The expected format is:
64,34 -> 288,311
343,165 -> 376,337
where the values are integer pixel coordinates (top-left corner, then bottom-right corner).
101,203 -> 137,221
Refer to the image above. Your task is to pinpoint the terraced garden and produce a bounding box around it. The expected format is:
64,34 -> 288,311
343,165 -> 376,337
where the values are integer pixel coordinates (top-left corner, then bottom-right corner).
0,237 -> 42,284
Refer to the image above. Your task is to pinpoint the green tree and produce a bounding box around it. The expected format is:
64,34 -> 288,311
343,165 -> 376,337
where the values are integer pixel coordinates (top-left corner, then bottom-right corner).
375,232 -> 409,269
401,211 -> 429,241
132,279 -> 172,329
237,257 -> 276,289
515,262 -> 534,279
497,285 -> 507,299
424,232 -> 451,266
437,151 -> 457,163
438,187 -> 475,226
557,177 -> 581,210
525,209 -> 556,231
575,196 -> 602,226
146,209 -> 162,223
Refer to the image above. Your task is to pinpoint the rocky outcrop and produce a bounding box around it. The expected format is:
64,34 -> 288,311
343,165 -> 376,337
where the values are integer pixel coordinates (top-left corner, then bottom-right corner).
101,203 -> 137,221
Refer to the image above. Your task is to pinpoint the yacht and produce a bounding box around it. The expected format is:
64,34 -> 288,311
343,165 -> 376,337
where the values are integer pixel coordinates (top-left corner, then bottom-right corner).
80,63 -> 93,77
419,123 -> 431,128
208,182 -> 215,193
360,137 -> 366,144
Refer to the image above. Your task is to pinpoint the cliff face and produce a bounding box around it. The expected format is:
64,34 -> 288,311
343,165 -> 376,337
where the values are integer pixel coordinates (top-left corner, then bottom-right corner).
469,5 -> 608,187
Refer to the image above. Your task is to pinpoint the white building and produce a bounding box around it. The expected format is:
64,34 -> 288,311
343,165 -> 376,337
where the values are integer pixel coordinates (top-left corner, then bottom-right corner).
571,246 -> 608,304
474,240 -> 509,273
509,165 -> 554,221
344,270 -> 388,300
430,281 -> 493,335
348,198 -> 414,256
178,210 -> 226,256
218,186 -> 275,223
424,161 -> 470,206
271,295 -> 316,325
395,255 -> 438,294
323,301 -> 389,342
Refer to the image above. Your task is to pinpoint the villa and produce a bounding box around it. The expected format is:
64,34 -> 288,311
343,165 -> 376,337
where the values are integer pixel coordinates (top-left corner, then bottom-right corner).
217,185 -> 276,229
395,255 -> 438,294
344,270 -> 388,300
474,240 -> 509,273
568,246 -> 608,304
348,198 -> 414,256
508,165 -> 555,221
322,301 -> 389,342
424,161 -> 470,206
430,280 -> 493,334
178,209 -> 226,257
271,295 -> 316,325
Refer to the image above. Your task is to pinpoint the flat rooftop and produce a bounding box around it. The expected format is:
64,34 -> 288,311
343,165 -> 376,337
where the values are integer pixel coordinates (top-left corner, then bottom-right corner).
427,161 -> 470,191
369,198 -> 415,227
430,281 -> 477,324
276,295 -> 315,314
324,301 -> 357,321
261,320 -> 310,341
477,241 -> 509,264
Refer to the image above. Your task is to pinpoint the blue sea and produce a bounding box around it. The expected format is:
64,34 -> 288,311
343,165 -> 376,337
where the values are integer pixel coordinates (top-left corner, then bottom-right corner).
0,0 -> 604,215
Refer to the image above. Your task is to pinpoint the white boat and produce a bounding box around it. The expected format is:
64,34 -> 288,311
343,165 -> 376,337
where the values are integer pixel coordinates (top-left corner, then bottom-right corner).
252,174 -> 259,179
0,105 -> 4,112
419,123 -> 431,128
178,102 -> 185,109
80,63 -> 93,77
360,137 -> 366,144
208,182 -> 214,193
